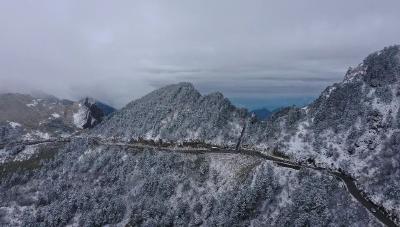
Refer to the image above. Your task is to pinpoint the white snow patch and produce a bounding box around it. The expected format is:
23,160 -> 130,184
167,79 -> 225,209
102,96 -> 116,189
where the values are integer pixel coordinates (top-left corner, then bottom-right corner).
209,154 -> 256,189
186,128 -> 200,140
35,131 -> 50,139
0,202 -> 35,226
284,121 -> 310,155
14,145 -> 38,162
370,86 -> 399,120
51,113 -> 61,118
229,121 -> 243,136
26,99 -> 41,107
144,130 -> 154,140
0,148 -> 8,164
325,86 -> 336,98
343,64 -> 366,83
60,133 -> 72,138
24,131 -> 50,140
23,133 -> 33,140
8,121 -> 21,128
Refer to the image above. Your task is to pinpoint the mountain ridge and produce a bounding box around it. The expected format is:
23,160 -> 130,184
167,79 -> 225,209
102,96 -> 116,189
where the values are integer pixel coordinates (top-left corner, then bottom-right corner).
89,45 -> 400,222
91,82 -> 248,147
0,93 -> 115,143
242,45 -> 400,220
1,45 -> 400,226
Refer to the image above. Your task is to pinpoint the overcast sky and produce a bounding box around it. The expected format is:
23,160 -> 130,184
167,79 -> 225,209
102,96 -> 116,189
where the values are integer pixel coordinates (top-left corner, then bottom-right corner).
1,0 -> 399,109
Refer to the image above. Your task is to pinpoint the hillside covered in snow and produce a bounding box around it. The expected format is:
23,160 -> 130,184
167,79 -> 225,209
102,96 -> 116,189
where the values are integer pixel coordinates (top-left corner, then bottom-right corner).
1,46 -> 400,226
0,94 -> 115,143
91,82 -> 248,147
241,45 -> 400,220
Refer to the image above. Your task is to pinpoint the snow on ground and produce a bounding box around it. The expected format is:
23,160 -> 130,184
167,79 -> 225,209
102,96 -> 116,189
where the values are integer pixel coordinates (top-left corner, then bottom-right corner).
325,86 -> 336,98
0,202 -> 35,226
343,64 -> 366,83
51,113 -> 61,118
8,121 -> 21,128
0,145 -> 38,164
34,131 -> 50,140
78,147 -> 104,162
185,128 -> 201,141
144,130 -> 154,140
23,131 -> 51,140
370,86 -> 400,120
0,148 -> 8,164
26,99 -> 40,107
301,106 -> 309,114
23,133 -> 34,140
283,120 -> 312,157
209,153 -> 259,184
229,121 -> 243,137
254,166 -> 294,224
14,145 -> 38,162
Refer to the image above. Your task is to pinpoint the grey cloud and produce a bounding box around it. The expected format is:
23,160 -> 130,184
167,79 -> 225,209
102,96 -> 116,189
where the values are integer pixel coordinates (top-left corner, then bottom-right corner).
1,0 -> 400,109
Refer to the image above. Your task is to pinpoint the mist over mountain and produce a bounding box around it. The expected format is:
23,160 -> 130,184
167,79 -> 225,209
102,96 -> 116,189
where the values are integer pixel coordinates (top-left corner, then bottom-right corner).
2,0 -> 400,110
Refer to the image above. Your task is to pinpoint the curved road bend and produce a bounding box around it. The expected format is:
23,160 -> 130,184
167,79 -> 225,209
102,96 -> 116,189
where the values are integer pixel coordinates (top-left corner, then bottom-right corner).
101,141 -> 398,227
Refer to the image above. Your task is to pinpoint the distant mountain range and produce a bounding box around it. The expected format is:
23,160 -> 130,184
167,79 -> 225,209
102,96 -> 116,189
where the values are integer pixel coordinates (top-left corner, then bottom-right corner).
250,108 -> 272,120
0,93 -> 115,143
0,45 -> 399,226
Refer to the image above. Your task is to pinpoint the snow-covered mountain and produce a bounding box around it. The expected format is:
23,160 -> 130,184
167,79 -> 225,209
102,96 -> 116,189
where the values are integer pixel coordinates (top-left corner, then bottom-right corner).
0,137 -> 381,226
242,45 -> 400,220
1,46 -> 400,226
91,82 -> 248,147
0,93 -> 114,142
86,46 -> 400,222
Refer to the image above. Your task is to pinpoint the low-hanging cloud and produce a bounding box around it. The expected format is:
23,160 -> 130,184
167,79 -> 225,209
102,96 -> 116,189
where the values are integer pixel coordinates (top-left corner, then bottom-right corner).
1,0 -> 400,109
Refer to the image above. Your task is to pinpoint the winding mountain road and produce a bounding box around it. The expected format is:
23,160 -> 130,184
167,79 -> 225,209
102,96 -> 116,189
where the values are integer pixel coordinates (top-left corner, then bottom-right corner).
98,139 -> 399,227
1,137 -> 398,226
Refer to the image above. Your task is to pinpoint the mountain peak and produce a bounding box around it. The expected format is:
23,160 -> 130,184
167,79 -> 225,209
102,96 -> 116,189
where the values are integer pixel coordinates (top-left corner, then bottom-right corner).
158,82 -> 196,93
124,82 -> 201,110
80,97 -> 96,105
161,82 -> 197,96
92,82 -> 247,146
175,81 -> 195,88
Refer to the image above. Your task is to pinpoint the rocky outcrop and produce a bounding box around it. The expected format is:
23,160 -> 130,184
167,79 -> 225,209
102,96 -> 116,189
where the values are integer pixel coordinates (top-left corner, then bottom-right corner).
73,98 -> 114,129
